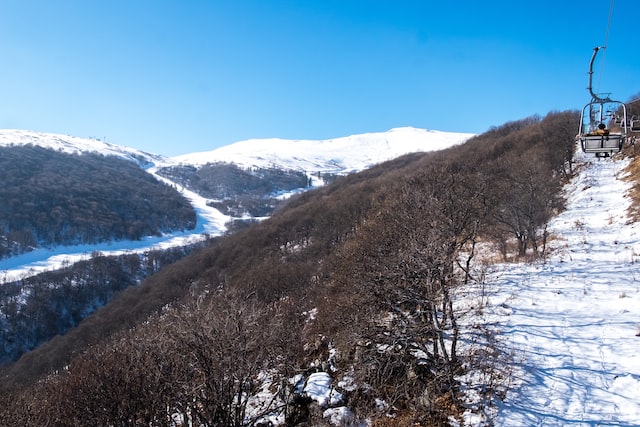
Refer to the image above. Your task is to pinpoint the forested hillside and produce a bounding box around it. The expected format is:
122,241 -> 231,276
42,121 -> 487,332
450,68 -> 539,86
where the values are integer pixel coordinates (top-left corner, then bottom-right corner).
0,145 -> 196,259
0,111 -> 579,426
157,162 -> 311,217
0,242 -> 210,366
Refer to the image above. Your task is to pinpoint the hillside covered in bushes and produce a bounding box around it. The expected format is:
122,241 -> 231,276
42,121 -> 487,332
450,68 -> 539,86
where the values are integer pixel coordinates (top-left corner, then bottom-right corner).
0,145 -> 196,259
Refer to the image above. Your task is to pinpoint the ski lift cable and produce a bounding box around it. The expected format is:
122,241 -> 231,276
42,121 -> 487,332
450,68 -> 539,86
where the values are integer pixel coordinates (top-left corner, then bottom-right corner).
604,0 -> 614,47
578,0 -> 629,156
597,0 -> 615,93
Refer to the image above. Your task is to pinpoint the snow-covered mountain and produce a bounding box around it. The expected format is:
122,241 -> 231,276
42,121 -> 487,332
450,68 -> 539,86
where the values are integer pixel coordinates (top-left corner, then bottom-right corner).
0,126 -> 472,282
164,127 -> 474,225
0,129 -> 166,168
171,127 -> 475,173
0,127 -> 474,175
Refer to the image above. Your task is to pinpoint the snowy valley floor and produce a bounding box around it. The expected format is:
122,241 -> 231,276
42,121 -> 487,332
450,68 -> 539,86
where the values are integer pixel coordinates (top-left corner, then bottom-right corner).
462,153 -> 640,426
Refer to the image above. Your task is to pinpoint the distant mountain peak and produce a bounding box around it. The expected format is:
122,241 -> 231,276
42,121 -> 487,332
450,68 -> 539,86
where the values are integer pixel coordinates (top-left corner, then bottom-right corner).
172,127 -> 475,174
0,127 -> 475,175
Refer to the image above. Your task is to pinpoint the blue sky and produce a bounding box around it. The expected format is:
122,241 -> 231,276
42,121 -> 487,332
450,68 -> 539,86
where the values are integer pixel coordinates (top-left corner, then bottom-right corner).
1,1 -> 638,156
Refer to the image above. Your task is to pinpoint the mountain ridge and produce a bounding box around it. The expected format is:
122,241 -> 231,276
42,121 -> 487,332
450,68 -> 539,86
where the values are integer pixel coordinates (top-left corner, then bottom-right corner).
0,129 -> 165,168
171,126 -> 475,173
0,127 -> 475,175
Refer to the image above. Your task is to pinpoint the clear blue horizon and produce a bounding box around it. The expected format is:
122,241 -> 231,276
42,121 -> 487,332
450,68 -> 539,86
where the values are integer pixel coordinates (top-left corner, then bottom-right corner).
1,0 -> 638,156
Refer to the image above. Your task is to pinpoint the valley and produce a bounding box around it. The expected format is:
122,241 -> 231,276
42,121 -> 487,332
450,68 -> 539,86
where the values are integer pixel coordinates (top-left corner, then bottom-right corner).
0,127 -> 472,283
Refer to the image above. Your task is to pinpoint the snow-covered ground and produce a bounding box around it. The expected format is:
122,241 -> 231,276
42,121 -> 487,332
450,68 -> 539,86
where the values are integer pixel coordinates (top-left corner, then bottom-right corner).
461,151 -> 640,426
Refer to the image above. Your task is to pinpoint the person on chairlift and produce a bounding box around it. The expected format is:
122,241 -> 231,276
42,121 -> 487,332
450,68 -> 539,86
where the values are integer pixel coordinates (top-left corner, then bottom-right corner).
593,123 -> 609,136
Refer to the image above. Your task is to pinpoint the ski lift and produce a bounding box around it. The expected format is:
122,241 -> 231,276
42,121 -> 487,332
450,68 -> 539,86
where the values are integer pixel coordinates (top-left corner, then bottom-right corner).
578,47 -> 627,157
630,116 -> 640,133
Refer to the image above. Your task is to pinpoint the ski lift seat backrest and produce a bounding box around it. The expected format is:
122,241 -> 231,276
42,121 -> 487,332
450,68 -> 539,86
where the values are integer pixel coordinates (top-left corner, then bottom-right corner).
580,133 -> 624,154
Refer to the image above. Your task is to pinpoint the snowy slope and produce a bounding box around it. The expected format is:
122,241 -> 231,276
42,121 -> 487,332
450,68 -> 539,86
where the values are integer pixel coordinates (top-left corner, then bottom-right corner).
0,127 -> 474,174
172,127 -> 475,173
0,129 -> 167,167
461,151 -> 640,425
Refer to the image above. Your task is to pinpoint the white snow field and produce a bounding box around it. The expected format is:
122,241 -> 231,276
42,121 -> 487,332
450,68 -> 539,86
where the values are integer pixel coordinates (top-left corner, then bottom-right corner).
461,150 -> 640,426
172,126 -> 475,173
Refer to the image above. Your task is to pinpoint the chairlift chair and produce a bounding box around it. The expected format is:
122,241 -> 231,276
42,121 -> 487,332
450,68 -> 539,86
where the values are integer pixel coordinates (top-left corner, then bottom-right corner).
579,100 -> 627,156
578,47 -> 628,157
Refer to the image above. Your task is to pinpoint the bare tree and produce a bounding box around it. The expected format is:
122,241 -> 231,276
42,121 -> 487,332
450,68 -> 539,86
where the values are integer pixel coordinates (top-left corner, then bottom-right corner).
165,293 -> 295,426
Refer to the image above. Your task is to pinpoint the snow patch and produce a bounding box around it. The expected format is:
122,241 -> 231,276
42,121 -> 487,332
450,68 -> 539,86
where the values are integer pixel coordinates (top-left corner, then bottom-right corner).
302,372 -> 343,407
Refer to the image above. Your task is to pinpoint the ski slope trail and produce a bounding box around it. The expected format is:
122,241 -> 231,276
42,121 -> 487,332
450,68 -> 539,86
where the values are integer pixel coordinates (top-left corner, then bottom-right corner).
476,153 -> 640,426
0,169 -> 230,283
